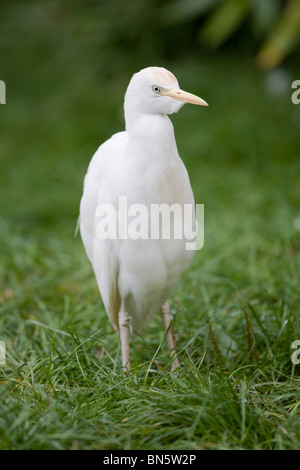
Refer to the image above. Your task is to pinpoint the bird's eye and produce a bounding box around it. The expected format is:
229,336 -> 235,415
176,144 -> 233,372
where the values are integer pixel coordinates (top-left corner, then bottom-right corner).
152,85 -> 161,94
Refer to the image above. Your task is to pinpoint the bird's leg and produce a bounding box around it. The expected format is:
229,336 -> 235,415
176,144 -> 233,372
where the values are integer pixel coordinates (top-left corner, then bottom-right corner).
118,299 -> 130,372
161,300 -> 179,372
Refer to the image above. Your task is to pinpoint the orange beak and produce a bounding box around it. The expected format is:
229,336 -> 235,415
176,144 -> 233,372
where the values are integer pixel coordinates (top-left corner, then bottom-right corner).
162,88 -> 208,106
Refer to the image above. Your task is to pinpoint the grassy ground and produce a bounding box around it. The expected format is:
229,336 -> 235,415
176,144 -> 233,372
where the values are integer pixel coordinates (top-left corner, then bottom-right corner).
1,3 -> 300,450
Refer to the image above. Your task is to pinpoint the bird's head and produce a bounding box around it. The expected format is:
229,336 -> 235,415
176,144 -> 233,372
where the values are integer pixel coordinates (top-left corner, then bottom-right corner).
124,67 -> 208,124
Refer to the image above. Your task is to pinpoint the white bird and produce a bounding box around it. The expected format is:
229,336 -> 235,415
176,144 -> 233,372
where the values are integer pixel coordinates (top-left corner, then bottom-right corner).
79,67 -> 208,371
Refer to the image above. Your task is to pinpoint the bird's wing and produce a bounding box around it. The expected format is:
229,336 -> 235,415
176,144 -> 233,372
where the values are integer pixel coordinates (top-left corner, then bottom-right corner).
79,132 -> 128,330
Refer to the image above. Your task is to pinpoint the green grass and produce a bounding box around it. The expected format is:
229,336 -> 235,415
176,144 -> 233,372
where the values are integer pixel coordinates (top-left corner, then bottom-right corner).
1,1 -> 300,450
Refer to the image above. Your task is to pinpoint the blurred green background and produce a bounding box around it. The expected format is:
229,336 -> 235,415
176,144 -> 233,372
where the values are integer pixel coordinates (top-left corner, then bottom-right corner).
0,0 -> 299,238
1,0 -> 300,351
1,0 -> 300,367
0,0 -> 300,450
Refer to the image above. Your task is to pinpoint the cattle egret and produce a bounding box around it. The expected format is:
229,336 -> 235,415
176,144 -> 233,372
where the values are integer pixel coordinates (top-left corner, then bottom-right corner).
79,67 -> 208,371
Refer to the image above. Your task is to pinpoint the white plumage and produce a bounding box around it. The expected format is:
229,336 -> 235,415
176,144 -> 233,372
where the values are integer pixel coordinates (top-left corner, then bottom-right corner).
79,67 -> 208,370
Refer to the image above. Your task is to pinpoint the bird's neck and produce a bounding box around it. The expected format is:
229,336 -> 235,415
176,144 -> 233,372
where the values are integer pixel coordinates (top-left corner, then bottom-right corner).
125,113 -> 178,164
125,113 -> 177,152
